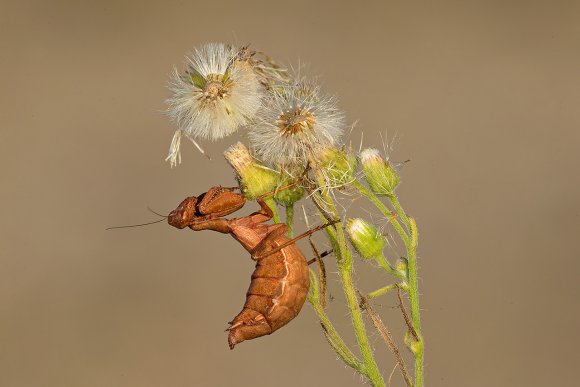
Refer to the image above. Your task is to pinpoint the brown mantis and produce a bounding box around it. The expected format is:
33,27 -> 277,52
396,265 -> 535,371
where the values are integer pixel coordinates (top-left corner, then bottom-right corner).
167,184 -> 337,349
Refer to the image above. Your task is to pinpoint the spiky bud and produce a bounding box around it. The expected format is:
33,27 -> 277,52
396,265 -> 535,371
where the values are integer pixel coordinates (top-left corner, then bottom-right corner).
360,148 -> 399,195
346,218 -> 386,260
224,142 -> 278,200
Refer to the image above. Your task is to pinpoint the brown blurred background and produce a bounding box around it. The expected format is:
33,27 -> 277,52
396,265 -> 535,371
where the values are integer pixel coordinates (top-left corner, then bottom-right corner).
1,1 -> 579,386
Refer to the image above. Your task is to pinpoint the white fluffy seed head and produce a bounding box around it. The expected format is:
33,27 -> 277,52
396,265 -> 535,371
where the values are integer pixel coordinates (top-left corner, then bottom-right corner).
165,43 -> 264,165
248,80 -> 345,167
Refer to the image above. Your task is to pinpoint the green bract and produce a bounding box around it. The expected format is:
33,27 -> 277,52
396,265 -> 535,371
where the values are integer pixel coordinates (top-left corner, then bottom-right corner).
396,257 -> 409,278
274,172 -> 305,207
319,147 -> 358,188
224,142 -> 278,200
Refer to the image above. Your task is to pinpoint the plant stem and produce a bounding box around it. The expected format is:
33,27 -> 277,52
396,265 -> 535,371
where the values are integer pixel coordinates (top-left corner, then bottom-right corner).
353,180 -> 424,387
406,217 -> 423,387
315,173 -> 385,387
263,196 -> 280,223
360,295 -> 414,387
285,204 -> 294,237
387,193 -> 411,231
375,253 -> 406,280
352,181 -> 410,246
307,269 -> 363,372
367,284 -> 398,299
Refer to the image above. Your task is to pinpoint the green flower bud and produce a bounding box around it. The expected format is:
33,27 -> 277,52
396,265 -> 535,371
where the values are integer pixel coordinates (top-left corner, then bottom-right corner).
409,339 -> 423,355
346,218 -> 386,260
224,142 -> 278,200
360,148 -> 399,194
274,172 -> 305,207
319,147 -> 358,188
396,257 -> 409,278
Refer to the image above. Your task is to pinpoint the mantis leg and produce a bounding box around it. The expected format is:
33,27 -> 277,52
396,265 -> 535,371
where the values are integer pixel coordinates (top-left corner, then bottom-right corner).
189,215 -> 232,233
253,220 -> 339,260
248,178 -> 304,224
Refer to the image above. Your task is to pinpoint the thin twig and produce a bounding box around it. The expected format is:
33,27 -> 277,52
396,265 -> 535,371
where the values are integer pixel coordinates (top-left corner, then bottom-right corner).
306,249 -> 332,266
359,292 -> 414,387
396,286 -> 420,342
388,363 -> 399,387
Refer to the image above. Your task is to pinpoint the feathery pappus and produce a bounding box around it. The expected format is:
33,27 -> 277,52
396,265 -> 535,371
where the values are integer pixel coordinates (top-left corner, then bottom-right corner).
248,79 -> 345,168
166,43 -> 264,166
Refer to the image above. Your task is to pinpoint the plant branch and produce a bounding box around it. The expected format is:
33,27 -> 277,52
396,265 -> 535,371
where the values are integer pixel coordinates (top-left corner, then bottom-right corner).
309,238 -> 327,308
360,293 -> 414,387
352,179 -> 423,387
367,284 -> 398,300
396,286 -> 419,342
263,196 -> 280,223
307,269 -> 363,372
401,218 -> 423,387
285,204 -> 294,237
375,253 -> 406,280
387,193 -> 411,231
351,180 -> 410,247
315,172 -> 385,387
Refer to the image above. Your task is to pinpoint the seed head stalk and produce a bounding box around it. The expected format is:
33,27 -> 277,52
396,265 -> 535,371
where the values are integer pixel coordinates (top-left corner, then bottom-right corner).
307,268 -> 364,372
285,204 -> 294,237
263,196 -> 281,223
314,170 -> 385,387
406,217 -> 423,387
352,179 -> 423,387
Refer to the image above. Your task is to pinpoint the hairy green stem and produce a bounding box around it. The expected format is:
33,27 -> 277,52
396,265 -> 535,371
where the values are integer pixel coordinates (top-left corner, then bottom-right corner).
367,284 -> 398,299
352,181 -> 410,246
285,204 -> 294,237
375,253 -> 406,280
387,193 -> 411,231
263,196 -> 280,223
307,269 -> 363,372
353,180 -> 424,387
315,173 -> 385,387
406,217 -> 423,387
